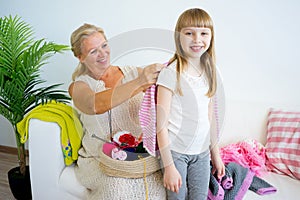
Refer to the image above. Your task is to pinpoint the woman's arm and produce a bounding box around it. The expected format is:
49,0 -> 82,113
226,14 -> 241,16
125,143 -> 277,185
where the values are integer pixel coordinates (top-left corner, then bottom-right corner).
69,63 -> 163,114
156,85 -> 182,193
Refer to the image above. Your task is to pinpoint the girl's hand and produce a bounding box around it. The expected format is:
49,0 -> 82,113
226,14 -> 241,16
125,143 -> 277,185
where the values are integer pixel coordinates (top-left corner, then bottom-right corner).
211,154 -> 225,180
163,165 -> 182,194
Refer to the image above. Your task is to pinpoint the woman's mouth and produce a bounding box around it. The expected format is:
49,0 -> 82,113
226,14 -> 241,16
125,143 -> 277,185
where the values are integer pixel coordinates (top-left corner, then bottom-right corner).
97,57 -> 107,64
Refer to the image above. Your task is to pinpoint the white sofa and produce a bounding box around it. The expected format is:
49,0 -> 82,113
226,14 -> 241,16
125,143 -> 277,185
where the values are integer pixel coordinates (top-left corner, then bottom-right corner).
28,100 -> 300,200
221,100 -> 300,200
28,119 -> 87,200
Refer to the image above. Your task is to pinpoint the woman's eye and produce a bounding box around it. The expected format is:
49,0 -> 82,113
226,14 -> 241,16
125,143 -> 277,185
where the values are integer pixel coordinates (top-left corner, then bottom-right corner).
90,49 -> 97,55
102,43 -> 108,48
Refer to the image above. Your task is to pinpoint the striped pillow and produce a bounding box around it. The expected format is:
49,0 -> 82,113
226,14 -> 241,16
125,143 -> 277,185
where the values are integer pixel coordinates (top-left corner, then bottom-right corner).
265,108 -> 300,180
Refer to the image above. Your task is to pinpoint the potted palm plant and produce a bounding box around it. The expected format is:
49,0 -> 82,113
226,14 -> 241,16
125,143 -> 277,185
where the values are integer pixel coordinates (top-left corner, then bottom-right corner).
0,15 -> 70,199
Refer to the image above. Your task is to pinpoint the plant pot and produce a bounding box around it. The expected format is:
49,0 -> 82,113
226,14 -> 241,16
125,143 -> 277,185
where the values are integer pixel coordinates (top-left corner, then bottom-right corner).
8,166 -> 32,200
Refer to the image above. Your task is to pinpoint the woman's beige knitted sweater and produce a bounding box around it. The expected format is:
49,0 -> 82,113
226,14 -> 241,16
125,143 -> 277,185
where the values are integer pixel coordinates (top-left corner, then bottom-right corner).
74,66 -> 166,200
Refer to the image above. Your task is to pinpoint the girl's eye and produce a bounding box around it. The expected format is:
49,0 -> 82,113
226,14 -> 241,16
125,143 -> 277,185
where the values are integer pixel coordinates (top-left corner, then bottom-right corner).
185,32 -> 192,36
202,31 -> 211,36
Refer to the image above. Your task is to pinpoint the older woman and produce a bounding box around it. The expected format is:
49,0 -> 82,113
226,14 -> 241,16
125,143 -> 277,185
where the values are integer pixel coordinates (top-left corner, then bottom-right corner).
68,23 -> 166,199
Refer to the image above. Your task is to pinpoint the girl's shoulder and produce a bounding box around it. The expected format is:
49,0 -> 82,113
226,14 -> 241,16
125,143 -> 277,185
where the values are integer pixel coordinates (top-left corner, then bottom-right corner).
160,61 -> 176,75
157,62 -> 177,90
166,61 -> 176,70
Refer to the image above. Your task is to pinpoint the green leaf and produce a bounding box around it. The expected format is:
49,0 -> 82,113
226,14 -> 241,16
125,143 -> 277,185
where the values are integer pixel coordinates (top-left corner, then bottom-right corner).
0,15 -> 71,172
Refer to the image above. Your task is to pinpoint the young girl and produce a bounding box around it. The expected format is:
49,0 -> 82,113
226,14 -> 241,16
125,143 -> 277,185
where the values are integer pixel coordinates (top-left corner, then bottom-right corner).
156,8 -> 225,199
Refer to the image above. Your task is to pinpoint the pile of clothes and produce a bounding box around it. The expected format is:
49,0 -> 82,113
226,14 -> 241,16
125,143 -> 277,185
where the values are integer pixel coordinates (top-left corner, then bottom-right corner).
208,162 -> 277,200
208,139 -> 277,200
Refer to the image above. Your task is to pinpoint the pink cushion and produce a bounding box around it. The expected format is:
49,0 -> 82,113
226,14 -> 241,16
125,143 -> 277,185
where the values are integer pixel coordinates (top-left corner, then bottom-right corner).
265,108 -> 300,180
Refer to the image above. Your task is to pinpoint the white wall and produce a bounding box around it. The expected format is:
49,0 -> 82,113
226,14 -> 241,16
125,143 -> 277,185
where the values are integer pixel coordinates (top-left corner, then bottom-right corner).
1,0 -> 300,147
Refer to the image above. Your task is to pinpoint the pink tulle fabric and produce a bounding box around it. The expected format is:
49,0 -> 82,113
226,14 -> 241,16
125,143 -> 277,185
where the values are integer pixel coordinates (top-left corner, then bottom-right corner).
220,139 -> 267,176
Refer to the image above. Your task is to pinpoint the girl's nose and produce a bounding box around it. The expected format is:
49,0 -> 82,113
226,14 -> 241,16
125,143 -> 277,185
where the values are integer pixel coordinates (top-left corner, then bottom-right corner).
194,32 -> 201,43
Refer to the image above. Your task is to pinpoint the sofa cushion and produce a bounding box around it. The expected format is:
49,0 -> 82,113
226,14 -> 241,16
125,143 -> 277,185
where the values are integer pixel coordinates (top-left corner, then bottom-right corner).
265,108 -> 300,180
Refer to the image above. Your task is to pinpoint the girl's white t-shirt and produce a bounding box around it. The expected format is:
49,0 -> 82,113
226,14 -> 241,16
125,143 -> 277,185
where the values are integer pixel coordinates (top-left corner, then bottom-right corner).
157,62 -> 211,155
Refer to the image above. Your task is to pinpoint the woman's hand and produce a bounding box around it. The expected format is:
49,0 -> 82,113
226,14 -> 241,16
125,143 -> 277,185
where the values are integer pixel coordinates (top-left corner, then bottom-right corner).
163,164 -> 182,194
138,63 -> 164,89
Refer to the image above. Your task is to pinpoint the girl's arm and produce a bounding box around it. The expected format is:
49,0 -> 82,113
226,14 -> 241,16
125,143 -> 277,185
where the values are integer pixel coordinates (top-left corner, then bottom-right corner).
69,63 -> 163,114
209,98 -> 225,179
157,85 -> 182,193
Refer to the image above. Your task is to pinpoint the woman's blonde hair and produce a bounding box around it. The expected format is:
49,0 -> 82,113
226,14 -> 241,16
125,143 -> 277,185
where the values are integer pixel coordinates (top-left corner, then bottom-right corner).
70,23 -> 106,81
169,8 -> 217,97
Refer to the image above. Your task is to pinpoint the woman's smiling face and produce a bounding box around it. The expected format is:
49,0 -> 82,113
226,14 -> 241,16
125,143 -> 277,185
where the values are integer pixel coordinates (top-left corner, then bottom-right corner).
79,32 -> 111,78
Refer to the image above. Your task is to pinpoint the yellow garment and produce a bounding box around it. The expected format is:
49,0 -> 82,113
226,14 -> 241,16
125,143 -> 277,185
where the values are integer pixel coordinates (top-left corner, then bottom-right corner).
17,101 -> 83,166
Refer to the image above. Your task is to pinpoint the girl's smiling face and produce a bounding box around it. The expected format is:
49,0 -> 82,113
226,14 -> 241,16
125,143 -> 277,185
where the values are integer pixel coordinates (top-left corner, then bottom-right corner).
180,27 -> 212,61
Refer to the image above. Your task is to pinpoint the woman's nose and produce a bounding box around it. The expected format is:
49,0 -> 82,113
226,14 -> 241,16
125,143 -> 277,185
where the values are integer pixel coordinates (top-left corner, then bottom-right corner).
97,48 -> 105,56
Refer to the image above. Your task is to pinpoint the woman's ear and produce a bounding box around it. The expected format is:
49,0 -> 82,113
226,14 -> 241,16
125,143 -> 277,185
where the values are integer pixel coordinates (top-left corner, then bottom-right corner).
78,55 -> 84,63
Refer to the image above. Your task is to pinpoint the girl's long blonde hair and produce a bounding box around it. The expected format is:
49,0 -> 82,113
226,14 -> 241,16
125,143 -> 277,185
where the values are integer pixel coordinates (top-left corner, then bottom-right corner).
70,23 -> 106,81
169,8 -> 217,97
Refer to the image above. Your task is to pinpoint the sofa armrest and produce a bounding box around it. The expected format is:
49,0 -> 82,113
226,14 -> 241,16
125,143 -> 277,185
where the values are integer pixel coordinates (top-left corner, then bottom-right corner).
28,119 -> 74,199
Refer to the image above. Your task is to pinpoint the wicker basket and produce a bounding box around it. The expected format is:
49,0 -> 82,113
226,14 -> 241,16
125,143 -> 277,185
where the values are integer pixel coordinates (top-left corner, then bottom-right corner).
99,146 -> 161,178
